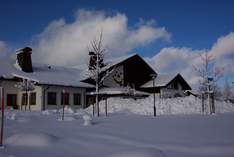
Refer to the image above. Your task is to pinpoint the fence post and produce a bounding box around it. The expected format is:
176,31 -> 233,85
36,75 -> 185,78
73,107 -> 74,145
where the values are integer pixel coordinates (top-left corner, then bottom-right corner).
0,87 -> 5,147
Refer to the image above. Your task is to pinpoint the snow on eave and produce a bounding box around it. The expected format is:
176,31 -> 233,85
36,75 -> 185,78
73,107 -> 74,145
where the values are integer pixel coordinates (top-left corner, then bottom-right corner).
87,87 -> 150,96
140,73 -> 179,88
12,73 -> 39,82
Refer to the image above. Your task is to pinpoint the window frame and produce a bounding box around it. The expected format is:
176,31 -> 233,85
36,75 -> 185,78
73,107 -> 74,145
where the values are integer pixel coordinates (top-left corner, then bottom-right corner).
73,93 -> 81,106
29,92 -> 36,105
47,92 -> 57,105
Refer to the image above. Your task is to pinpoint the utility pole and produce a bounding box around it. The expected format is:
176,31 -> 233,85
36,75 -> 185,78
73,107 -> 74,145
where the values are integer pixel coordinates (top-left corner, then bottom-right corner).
96,50 -> 100,117
62,89 -> 65,121
0,87 -> 5,147
232,82 -> 234,99
151,74 -> 157,117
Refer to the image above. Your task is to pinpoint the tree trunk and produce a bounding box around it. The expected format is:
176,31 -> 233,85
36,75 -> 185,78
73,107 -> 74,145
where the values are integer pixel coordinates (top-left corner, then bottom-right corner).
202,93 -> 205,113
105,98 -> 107,116
92,102 -> 95,117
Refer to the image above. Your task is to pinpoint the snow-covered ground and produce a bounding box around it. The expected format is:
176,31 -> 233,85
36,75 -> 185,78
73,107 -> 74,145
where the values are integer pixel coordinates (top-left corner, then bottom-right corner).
0,96 -> 234,157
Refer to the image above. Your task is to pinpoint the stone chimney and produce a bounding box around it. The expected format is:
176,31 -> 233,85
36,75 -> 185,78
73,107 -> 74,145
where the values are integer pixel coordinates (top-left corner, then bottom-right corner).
16,47 -> 33,73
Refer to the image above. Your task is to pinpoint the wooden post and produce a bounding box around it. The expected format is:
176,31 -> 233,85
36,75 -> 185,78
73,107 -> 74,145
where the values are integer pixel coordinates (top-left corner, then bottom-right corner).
211,93 -> 215,114
202,93 -> 205,113
105,97 -> 107,117
92,101 -> 95,117
29,92 -> 31,111
0,87 -> 5,147
62,89 -> 65,121
25,91 -> 27,111
153,77 -> 156,117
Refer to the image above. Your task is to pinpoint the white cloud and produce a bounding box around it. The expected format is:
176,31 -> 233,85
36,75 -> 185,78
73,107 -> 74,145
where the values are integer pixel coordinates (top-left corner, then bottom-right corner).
32,9 -> 171,66
0,41 -> 8,58
210,32 -> 234,58
147,32 -> 234,88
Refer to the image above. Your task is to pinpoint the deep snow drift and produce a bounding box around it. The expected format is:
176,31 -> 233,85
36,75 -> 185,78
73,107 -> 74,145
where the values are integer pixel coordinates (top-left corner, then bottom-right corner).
87,96 -> 234,116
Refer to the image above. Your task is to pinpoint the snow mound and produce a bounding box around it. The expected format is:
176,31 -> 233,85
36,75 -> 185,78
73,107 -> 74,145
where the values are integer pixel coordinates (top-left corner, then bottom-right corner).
5,132 -> 60,147
83,113 -> 93,126
106,148 -> 166,157
58,106 -> 75,114
57,107 -> 78,121
41,110 -> 50,115
86,96 -> 234,116
57,116 -> 77,121
5,111 -> 30,122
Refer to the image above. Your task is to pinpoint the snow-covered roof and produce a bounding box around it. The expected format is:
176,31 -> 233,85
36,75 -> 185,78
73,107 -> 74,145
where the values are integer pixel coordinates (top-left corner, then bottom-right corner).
141,73 -> 178,88
0,57 -> 93,88
103,53 -> 137,70
87,87 -> 149,97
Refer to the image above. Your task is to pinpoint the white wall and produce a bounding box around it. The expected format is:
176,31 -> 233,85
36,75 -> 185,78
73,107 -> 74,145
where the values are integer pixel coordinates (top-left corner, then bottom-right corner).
160,83 -> 185,98
103,65 -> 124,87
0,80 -> 20,108
43,85 -> 86,110
0,80 -> 43,111
0,80 -> 87,111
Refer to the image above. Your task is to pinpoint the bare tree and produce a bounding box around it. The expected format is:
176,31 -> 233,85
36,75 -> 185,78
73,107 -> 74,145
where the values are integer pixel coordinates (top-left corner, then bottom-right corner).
87,32 -> 114,117
15,79 -> 35,111
194,52 -> 222,114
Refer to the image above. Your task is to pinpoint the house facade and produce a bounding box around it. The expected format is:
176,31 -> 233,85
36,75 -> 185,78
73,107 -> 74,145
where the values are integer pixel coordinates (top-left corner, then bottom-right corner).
83,54 -> 192,99
0,47 -> 192,111
0,47 -> 92,111
140,73 -> 192,98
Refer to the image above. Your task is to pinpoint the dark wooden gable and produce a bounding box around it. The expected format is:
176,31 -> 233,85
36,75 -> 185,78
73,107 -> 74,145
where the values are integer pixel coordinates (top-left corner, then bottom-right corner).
82,54 -> 157,88
121,55 -> 156,88
166,74 -> 192,90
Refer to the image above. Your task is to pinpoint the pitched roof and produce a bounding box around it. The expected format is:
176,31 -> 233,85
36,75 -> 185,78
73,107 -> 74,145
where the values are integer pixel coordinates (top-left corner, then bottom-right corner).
0,57 -> 92,88
140,73 -> 192,90
141,73 -> 178,87
81,53 -> 157,85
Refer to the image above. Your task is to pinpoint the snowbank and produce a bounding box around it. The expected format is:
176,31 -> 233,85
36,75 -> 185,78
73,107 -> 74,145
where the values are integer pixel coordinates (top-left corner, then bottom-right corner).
5,132 -> 59,147
86,96 -> 234,116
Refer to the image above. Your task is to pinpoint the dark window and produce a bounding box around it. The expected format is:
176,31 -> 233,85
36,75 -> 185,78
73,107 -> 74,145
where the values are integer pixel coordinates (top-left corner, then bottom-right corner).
7,94 -> 17,109
47,92 -> 57,105
30,92 -> 36,105
61,92 -> 69,105
21,93 -> 27,106
73,93 -> 81,106
173,82 -> 178,90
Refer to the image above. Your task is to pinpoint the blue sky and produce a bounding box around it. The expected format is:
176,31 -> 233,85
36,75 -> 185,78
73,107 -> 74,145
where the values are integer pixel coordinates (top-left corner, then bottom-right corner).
1,0 -> 234,53
0,0 -> 234,87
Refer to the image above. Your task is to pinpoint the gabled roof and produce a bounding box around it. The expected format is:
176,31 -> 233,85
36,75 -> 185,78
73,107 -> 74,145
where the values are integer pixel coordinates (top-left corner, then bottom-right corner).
0,57 -> 93,88
141,73 -> 177,87
141,73 -> 192,90
103,53 -> 156,73
81,53 -> 157,85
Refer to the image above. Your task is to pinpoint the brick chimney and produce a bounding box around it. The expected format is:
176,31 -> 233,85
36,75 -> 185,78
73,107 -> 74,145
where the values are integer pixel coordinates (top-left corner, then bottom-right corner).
16,47 -> 33,73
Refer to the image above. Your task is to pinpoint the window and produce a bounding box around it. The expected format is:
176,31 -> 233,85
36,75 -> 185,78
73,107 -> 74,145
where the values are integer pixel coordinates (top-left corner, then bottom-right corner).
7,94 -> 17,109
173,82 -> 178,90
61,92 -> 69,105
73,93 -> 81,106
30,92 -> 36,105
47,92 -> 57,105
21,93 -> 27,106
